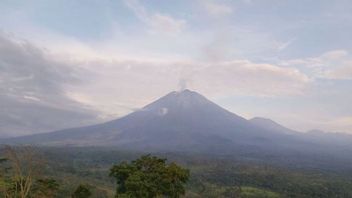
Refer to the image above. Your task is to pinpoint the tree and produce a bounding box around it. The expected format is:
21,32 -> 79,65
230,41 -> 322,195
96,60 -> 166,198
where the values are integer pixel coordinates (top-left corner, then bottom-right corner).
72,184 -> 92,198
110,155 -> 190,198
0,157 -> 11,198
0,146 -> 44,198
0,145 -> 59,198
33,178 -> 60,198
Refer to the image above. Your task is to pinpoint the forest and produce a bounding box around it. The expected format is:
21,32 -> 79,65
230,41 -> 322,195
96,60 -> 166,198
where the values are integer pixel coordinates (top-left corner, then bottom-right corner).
1,146 -> 352,198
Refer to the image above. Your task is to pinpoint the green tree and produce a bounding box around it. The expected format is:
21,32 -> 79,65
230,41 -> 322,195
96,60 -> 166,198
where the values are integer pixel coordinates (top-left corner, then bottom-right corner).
0,157 -> 11,198
33,178 -> 60,198
72,184 -> 92,198
110,155 -> 190,198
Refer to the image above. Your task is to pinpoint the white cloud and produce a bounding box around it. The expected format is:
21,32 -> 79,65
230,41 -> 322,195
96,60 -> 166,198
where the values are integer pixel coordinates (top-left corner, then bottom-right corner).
202,1 -> 233,16
329,116 -> 352,132
275,38 -> 296,52
124,0 -> 186,34
320,50 -> 348,60
1,0 -> 352,136
194,60 -> 310,96
324,62 -> 352,80
280,49 -> 352,80
319,50 -> 352,80
63,58 -> 310,119
0,30 -> 311,126
148,13 -> 186,34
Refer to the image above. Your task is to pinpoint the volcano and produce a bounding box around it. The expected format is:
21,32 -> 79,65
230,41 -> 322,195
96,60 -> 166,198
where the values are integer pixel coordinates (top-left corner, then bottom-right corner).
5,89 -> 352,171
3,90 -> 306,152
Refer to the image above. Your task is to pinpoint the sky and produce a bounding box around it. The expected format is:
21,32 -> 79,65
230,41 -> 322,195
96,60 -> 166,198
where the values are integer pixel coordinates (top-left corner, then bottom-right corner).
1,0 -> 352,136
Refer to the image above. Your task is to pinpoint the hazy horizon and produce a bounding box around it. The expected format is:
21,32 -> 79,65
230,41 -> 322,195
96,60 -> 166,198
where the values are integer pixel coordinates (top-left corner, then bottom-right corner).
1,0 -> 352,137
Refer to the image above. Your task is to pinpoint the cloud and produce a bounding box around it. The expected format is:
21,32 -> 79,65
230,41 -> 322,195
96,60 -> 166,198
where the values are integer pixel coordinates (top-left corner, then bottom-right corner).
324,63 -> 352,80
0,32 -> 74,100
178,78 -> 189,91
329,116 -> 352,132
319,50 -> 352,80
281,50 -> 352,80
124,0 -> 186,34
275,38 -> 296,52
0,28 -> 312,135
1,0 -> 351,136
202,1 -> 233,16
320,50 -> 348,60
300,115 -> 352,134
0,32 -> 99,137
148,14 -> 186,34
64,58 -> 310,119
200,26 -> 296,62
191,60 -> 310,97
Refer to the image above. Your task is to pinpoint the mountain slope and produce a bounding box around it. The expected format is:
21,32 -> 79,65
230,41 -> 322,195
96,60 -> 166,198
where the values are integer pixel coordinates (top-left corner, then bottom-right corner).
249,117 -> 298,135
3,90 -> 293,151
6,89 -> 352,156
3,89 -> 352,170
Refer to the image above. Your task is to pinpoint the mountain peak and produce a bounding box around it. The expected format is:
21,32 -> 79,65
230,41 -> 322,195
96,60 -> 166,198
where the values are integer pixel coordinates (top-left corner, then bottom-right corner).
143,89 -> 212,111
176,88 -> 193,94
170,89 -> 200,97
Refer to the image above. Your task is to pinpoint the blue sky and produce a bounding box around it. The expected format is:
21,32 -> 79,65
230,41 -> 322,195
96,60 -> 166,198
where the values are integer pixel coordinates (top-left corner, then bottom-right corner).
1,0 -> 352,135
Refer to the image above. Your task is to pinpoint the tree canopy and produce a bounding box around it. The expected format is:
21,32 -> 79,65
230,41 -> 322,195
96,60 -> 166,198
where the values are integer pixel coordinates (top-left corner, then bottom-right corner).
72,184 -> 92,198
110,155 -> 189,198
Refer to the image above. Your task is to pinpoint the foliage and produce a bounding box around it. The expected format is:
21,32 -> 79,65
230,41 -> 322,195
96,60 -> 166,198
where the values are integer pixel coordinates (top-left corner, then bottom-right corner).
240,186 -> 280,198
72,184 -> 92,198
0,146 -> 59,198
2,146 -> 352,197
110,155 -> 190,198
33,178 -> 60,198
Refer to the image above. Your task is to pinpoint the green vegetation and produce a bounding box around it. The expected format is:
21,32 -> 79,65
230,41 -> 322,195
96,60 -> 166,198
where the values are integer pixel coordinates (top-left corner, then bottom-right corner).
110,155 -> 189,198
1,146 -> 352,198
241,187 -> 280,198
33,179 -> 60,198
0,146 -> 60,198
72,184 -> 92,198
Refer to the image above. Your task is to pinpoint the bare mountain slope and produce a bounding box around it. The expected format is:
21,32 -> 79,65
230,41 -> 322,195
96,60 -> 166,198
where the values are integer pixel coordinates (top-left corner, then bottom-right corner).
4,90 -> 352,156
4,90 -> 290,150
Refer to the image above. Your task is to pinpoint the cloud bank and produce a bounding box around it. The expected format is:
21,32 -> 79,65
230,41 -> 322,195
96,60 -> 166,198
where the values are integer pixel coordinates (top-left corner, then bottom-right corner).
0,32 -> 99,137
1,0 -> 351,135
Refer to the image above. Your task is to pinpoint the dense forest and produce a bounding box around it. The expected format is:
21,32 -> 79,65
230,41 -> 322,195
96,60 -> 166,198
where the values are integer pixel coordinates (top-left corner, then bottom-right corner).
1,146 -> 352,198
